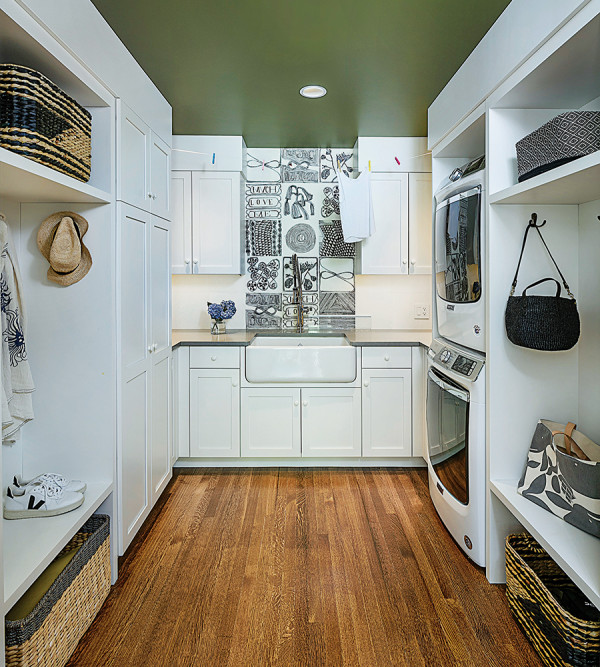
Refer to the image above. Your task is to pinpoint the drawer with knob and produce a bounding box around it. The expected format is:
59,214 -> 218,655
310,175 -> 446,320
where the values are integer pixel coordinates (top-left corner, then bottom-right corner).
361,346 -> 411,369
189,346 -> 240,368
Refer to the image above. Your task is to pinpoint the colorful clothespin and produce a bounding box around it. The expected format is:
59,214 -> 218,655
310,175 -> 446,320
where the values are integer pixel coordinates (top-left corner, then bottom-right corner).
212,153 -> 216,165
262,160 -> 265,171
368,160 -> 371,172
394,156 -> 401,166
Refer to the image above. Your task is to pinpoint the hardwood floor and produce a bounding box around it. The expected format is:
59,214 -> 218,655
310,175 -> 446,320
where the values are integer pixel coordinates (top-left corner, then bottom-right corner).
68,469 -> 541,666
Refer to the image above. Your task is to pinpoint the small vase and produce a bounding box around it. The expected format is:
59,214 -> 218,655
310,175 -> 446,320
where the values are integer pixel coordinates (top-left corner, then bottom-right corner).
211,319 -> 226,335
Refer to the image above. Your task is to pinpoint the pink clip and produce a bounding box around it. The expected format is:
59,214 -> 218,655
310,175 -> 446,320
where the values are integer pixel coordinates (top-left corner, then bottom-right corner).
394,156 -> 401,166
262,161 -> 265,171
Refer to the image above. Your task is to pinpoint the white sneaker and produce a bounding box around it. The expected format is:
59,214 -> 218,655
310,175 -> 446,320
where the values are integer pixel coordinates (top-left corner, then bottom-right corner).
13,473 -> 86,494
4,483 -> 84,519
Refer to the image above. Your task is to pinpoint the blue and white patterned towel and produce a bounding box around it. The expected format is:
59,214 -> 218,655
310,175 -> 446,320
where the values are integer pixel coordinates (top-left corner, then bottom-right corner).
0,216 -> 34,441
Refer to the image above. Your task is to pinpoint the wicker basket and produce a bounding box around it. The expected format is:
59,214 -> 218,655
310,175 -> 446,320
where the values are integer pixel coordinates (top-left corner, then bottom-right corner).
506,533 -> 600,667
5,515 -> 111,667
0,64 -> 92,182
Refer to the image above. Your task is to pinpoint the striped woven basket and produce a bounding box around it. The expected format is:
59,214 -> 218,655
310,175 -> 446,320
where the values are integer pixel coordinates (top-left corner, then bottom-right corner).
0,64 -> 92,182
506,533 -> 600,667
5,515 -> 110,667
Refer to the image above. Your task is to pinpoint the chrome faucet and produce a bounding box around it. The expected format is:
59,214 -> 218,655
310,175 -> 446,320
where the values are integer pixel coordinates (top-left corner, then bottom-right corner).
291,254 -> 306,332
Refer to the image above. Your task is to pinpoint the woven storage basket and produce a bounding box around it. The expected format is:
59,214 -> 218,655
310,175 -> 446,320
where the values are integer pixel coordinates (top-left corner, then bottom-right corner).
506,533 -> 600,667
5,514 -> 110,667
0,64 -> 92,182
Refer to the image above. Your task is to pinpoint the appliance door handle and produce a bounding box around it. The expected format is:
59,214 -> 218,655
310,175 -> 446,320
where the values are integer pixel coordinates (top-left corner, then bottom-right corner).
428,368 -> 469,403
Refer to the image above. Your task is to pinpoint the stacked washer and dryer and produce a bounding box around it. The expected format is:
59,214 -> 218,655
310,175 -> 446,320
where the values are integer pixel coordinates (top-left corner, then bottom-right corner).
426,157 -> 487,566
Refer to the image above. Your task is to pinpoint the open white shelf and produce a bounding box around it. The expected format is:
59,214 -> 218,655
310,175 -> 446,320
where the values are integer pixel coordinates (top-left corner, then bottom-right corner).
490,479 -> 600,610
489,151 -> 600,205
3,481 -> 113,613
0,148 -> 112,204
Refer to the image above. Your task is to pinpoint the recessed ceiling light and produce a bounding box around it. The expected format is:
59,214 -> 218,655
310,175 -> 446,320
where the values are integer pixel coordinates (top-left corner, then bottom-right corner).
300,85 -> 327,99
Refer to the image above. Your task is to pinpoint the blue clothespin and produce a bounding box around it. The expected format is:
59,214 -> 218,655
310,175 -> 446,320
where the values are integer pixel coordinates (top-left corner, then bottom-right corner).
212,153 -> 216,165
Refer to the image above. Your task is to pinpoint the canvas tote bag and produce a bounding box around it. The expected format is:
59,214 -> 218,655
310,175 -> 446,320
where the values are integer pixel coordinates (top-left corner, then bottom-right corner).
517,420 -> 600,538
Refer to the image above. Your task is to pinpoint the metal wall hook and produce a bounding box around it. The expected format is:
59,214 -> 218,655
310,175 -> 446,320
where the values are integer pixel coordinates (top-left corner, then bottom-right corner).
529,212 -> 547,228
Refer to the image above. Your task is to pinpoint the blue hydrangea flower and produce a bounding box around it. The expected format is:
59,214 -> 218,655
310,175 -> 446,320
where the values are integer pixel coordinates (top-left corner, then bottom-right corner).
207,300 -> 236,321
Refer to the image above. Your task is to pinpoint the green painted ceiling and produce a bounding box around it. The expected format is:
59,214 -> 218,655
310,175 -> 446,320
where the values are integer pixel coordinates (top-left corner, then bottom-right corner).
91,0 -> 510,146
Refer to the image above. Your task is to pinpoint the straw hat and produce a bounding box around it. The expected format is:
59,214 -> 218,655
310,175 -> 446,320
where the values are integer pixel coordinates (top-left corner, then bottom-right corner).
37,211 -> 92,286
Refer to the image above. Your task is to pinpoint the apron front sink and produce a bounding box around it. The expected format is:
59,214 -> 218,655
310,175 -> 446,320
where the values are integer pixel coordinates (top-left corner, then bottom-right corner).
245,335 -> 357,383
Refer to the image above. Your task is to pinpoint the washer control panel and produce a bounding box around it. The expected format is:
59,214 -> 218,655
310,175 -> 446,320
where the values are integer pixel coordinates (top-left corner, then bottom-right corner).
428,339 -> 484,380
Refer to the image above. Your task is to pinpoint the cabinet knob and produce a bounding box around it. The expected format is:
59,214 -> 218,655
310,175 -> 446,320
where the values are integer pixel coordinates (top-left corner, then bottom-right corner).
148,345 -> 153,353
211,355 -> 217,361
384,355 -> 390,361
184,259 -> 191,265
193,259 -> 199,265
294,400 -> 299,406
153,343 -> 158,352
152,194 -> 157,200
302,400 -> 308,407
364,381 -> 369,387
147,192 -> 153,199
402,260 -> 407,265
232,381 -> 238,387
410,259 -> 416,265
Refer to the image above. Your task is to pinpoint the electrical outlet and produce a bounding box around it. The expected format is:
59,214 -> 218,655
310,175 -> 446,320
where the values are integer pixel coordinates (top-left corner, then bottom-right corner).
414,304 -> 430,320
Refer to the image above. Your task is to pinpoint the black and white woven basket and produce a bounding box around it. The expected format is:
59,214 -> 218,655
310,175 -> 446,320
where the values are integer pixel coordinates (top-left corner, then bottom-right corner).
516,111 -> 600,182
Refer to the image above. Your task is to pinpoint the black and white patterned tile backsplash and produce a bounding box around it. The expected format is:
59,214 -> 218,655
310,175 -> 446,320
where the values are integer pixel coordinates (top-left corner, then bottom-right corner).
243,147 -> 357,328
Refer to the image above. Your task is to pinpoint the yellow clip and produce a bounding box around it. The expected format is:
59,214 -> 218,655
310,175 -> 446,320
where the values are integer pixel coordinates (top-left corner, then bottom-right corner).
368,160 -> 371,172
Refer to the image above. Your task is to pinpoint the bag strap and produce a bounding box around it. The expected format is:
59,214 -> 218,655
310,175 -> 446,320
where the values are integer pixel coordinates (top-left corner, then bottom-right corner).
551,422 -> 590,461
510,213 -> 575,300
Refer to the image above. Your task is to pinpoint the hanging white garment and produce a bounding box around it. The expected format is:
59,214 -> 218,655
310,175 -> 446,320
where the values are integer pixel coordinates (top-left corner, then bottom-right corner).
337,170 -> 375,243
0,216 -> 35,441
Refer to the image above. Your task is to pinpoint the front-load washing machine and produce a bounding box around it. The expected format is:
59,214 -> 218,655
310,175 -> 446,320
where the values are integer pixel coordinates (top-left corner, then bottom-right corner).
426,337 -> 486,566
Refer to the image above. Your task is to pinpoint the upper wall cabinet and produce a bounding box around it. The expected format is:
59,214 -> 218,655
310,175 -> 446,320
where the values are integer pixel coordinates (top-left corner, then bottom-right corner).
359,172 -> 432,275
171,170 -> 243,275
361,173 -> 409,274
118,102 -> 171,220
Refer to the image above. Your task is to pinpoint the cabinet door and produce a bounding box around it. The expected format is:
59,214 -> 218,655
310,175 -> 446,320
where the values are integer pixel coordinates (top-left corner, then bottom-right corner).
151,351 -> 172,504
171,171 -> 192,274
360,173 -> 409,274
118,103 -> 151,212
301,388 -> 361,457
362,369 -> 412,457
241,388 -> 300,457
121,369 -> 150,552
150,217 -> 171,356
190,369 -> 240,457
408,173 -> 432,274
150,133 -> 171,221
192,171 -> 241,274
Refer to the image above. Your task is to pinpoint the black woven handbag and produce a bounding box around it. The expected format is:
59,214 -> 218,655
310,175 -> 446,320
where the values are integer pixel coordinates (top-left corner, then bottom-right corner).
505,214 -> 580,351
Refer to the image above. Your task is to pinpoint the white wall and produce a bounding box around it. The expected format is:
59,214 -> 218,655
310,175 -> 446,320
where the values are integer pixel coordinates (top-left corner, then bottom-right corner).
578,200 -> 600,443
172,273 -> 432,331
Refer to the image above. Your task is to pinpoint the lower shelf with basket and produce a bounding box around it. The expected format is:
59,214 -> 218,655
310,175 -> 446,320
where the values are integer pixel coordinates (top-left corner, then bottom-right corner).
5,514 -> 111,667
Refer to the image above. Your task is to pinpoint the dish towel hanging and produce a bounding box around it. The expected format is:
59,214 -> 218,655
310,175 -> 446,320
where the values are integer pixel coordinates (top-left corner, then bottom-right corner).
0,215 -> 34,441
337,170 -> 375,243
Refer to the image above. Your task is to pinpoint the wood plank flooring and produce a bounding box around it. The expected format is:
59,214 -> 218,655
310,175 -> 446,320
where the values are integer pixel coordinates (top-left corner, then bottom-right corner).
68,469 -> 541,666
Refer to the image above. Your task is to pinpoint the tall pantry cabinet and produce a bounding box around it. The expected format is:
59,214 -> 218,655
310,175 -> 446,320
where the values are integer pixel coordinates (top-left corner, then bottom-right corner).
118,104 -> 173,554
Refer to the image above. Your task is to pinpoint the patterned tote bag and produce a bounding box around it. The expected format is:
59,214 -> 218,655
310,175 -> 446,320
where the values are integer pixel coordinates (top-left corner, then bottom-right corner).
517,420 -> 600,538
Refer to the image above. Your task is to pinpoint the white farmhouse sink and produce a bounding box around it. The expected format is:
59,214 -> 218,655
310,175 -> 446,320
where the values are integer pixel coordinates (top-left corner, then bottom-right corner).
245,335 -> 357,383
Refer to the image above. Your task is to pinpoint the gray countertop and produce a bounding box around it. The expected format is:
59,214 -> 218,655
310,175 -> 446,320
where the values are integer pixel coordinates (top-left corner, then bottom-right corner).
172,329 -> 432,349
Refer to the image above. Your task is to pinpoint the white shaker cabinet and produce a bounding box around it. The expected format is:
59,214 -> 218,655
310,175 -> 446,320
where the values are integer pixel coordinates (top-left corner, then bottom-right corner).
190,369 -> 240,457
171,171 -> 192,274
118,203 -> 172,554
118,102 -> 171,220
241,388 -> 301,457
171,170 -> 243,275
301,388 -> 362,457
408,173 -> 432,274
362,369 -> 412,457
360,173 -> 409,274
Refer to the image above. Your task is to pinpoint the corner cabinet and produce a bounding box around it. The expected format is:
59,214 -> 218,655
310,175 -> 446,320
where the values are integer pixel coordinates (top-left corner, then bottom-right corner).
171,170 -> 243,275
359,172 -> 432,275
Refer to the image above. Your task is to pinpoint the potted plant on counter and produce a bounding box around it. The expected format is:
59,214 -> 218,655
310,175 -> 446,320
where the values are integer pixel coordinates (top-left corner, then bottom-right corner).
207,300 -> 236,335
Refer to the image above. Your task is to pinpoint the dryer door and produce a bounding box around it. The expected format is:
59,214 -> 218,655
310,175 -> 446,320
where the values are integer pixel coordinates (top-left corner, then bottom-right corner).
426,367 -> 470,505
